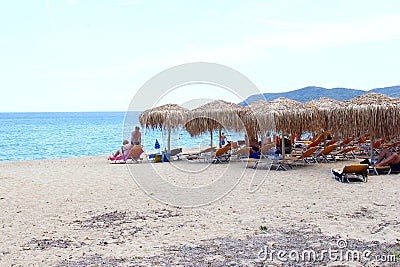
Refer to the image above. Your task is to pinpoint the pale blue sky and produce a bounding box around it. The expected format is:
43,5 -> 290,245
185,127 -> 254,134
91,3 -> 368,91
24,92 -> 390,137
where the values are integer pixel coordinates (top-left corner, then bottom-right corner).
1,0 -> 400,112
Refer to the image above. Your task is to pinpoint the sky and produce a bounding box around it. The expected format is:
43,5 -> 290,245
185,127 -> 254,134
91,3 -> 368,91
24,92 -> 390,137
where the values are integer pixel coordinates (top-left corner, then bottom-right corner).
1,0 -> 400,112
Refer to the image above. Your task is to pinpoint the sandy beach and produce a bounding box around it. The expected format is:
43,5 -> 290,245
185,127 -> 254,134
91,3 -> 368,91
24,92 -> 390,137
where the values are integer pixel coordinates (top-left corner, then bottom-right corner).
1,154 -> 399,266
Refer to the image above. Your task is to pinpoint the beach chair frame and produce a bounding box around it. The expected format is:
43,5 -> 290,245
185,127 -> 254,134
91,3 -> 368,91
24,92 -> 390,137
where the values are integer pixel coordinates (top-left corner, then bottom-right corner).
209,145 -> 232,164
315,144 -> 338,162
109,145 -> 144,164
332,164 -> 368,183
286,146 -> 319,166
332,146 -> 358,160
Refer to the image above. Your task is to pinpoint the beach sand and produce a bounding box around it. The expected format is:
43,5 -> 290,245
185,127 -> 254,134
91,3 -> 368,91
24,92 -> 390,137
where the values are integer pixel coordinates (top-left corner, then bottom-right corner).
1,154 -> 399,266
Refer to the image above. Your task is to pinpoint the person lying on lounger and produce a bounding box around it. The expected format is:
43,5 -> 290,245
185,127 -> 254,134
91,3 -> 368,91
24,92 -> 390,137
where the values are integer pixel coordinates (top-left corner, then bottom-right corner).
373,148 -> 400,167
109,140 -> 133,159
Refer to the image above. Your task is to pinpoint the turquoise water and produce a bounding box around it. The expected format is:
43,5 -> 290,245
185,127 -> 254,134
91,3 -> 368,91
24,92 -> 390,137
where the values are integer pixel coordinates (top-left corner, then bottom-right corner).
0,112 -> 244,162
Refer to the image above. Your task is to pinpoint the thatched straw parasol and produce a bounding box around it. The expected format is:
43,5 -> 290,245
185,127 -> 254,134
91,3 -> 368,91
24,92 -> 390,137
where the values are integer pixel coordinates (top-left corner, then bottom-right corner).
139,104 -> 188,152
241,97 -> 315,158
184,100 -> 244,147
267,97 -> 316,134
338,93 -> 400,138
242,98 -> 315,135
305,97 -> 346,140
334,93 -> 400,160
240,100 -> 274,139
393,97 -> 400,105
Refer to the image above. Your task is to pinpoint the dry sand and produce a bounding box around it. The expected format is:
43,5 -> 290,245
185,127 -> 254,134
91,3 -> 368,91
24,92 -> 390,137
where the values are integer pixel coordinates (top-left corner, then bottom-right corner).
0,154 -> 399,266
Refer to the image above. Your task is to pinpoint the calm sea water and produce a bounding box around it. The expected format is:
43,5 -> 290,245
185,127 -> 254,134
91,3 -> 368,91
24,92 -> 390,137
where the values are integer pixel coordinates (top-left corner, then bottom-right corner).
0,112 -> 244,162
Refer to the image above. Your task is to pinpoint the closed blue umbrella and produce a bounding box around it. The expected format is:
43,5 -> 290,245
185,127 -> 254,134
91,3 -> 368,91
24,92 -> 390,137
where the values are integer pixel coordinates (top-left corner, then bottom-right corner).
154,139 -> 160,150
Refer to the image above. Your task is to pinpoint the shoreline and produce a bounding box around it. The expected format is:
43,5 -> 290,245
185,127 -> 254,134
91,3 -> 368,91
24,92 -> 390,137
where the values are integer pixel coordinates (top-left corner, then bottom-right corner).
0,147 -> 203,164
1,155 -> 399,265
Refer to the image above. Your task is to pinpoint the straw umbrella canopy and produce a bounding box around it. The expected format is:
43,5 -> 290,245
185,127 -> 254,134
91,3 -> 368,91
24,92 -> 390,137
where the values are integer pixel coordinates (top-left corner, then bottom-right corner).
242,98 -> 315,135
241,98 -> 315,158
139,104 -> 188,152
184,100 -> 244,147
336,93 -> 400,138
333,93 -> 400,160
305,97 -> 346,138
268,97 -> 316,134
393,97 -> 400,105
240,100 -> 273,139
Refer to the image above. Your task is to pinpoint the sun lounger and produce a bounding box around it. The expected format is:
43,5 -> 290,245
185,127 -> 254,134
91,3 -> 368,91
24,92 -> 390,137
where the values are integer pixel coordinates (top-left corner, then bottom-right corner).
240,143 -> 274,162
331,146 -> 358,160
229,142 -> 241,151
241,157 -> 259,168
286,146 -> 319,166
380,141 -> 400,149
355,135 -> 369,145
259,143 -> 275,156
369,162 -> 400,175
325,139 -> 337,146
230,147 -> 251,160
314,144 -> 338,162
357,138 -> 386,156
372,138 -> 386,154
242,144 -> 287,170
186,145 -> 230,163
369,165 -> 392,175
208,144 -> 232,163
109,145 -> 144,164
260,157 -> 287,171
306,137 -> 323,148
339,136 -> 355,147
331,164 -> 369,183
164,148 -> 183,160
241,157 -> 287,170
261,143 -> 289,170
186,147 -> 216,161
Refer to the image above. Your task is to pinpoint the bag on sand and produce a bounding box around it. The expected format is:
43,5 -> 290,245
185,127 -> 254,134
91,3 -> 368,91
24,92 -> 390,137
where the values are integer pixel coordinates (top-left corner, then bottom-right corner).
154,154 -> 162,163
162,153 -> 169,162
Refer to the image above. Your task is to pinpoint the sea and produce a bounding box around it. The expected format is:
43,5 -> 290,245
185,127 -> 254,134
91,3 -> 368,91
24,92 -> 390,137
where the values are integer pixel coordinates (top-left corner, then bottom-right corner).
0,112 -> 244,162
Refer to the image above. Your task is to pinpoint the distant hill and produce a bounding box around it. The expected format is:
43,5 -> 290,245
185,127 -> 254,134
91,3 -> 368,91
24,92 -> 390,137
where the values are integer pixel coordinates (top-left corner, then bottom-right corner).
240,86 -> 400,105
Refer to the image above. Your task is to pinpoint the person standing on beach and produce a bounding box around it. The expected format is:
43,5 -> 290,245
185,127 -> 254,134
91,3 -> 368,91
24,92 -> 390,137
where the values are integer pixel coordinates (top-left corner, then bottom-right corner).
221,132 -> 227,146
131,126 -> 141,145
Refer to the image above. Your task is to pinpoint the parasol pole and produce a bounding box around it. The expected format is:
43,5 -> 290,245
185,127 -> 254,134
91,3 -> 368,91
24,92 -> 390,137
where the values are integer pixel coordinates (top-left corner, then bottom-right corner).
218,128 -> 222,148
167,128 -> 171,153
370,134 -> 375,163
210,129 -> 213,147
282,134 -> 285,159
